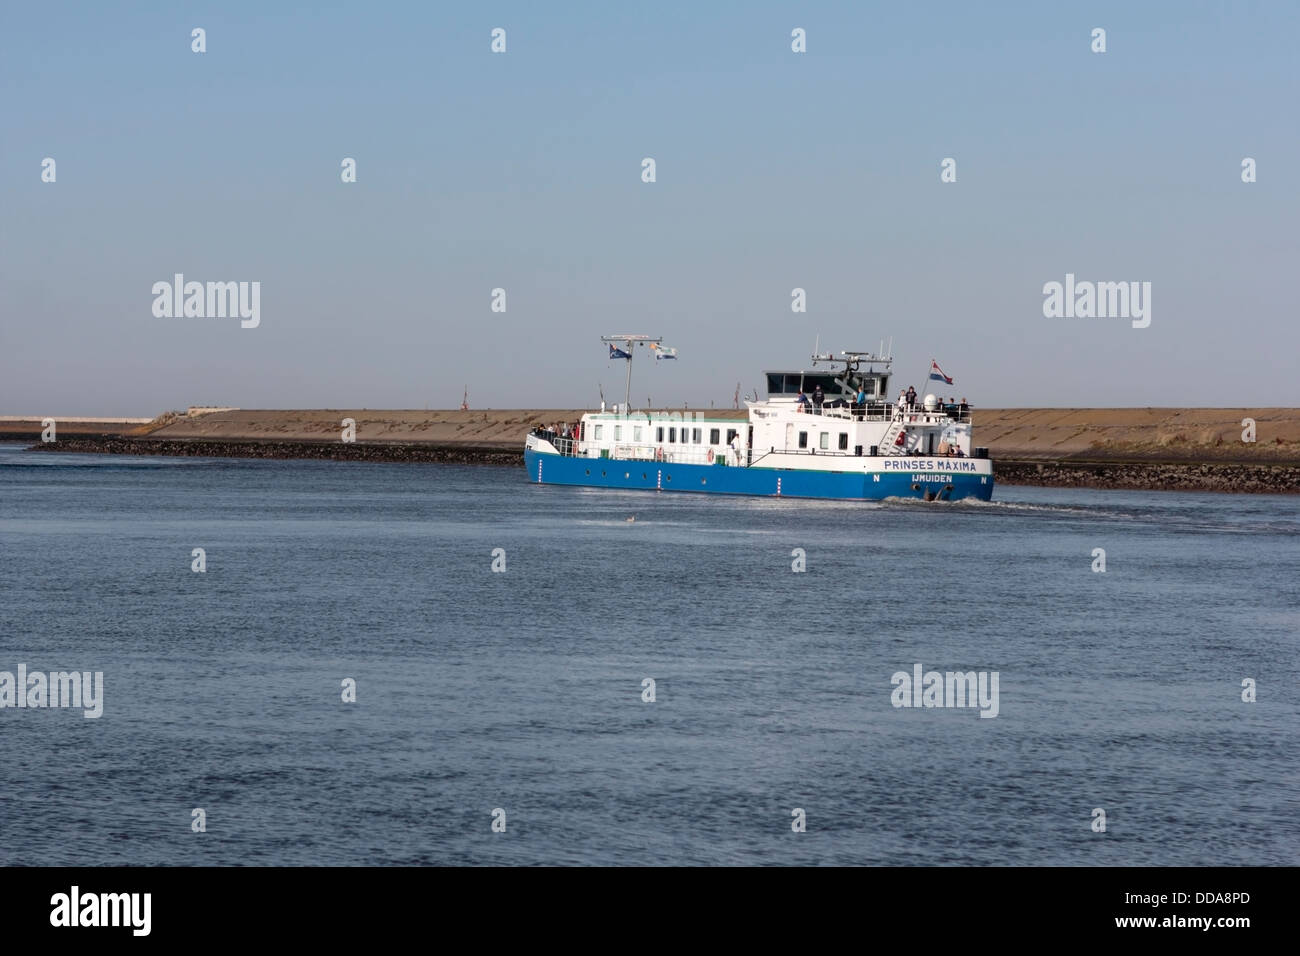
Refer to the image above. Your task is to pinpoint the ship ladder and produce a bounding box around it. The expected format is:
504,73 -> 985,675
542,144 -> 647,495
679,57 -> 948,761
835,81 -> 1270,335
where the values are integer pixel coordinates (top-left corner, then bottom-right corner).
879,416 -> 906,455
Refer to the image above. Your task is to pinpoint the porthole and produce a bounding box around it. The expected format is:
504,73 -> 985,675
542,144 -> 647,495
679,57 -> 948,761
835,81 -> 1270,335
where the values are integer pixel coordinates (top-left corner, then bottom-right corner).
642,473 -> 647,479
585,469 -> 590,475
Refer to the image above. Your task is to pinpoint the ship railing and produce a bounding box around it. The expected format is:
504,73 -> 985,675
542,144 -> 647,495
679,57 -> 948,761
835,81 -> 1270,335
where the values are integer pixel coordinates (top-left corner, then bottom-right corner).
795,403 -> 972,424
532,432 -> 580,456
752,447 -> 865,461
794,402 -> 894,421
751,446 -> 974,463
896,409 -> 972,425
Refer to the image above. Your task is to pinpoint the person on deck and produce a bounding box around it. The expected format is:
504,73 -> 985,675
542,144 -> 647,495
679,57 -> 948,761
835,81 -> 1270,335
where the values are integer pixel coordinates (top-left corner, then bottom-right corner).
796,390 -> 810,411
812,385 -> 824,413
905,385 -> 917,409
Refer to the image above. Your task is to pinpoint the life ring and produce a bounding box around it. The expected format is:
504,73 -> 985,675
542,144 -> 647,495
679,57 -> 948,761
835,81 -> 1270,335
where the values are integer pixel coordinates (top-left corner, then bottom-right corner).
706,448 -> 715,464
894,430 -> 907,447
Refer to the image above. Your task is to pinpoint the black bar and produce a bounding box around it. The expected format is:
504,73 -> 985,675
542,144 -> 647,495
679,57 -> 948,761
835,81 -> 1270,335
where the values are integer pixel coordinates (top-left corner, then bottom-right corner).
0,866 -> 1280,942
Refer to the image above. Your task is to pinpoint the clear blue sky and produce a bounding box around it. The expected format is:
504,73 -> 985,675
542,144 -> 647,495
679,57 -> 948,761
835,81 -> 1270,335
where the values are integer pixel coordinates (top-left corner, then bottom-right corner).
2,1 -> 1296,413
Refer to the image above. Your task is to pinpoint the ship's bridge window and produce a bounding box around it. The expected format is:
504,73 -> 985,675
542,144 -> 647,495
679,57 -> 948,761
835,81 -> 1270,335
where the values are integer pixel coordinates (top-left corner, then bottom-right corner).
838,433 -> 848,450
798,432 -> 808,449
594,425 -> 603,439
710,428 -> 720,444
765,372 -> 845,396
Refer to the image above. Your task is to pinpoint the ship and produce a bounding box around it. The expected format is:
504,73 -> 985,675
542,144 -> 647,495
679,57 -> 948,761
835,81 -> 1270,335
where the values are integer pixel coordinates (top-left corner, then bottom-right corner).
523,338 -> 994,502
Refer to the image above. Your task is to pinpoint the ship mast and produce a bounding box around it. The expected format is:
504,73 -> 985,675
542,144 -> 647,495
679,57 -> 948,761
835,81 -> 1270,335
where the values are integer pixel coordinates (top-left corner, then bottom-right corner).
600,334 -> 662,412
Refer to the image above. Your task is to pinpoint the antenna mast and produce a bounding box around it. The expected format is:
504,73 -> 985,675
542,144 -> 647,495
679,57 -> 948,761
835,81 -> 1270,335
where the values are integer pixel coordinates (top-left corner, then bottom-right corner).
600,334 -> 662,412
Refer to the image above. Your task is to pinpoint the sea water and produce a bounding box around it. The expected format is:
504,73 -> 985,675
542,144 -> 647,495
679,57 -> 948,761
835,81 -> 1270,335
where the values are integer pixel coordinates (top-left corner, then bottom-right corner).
1,444 -> 1296,865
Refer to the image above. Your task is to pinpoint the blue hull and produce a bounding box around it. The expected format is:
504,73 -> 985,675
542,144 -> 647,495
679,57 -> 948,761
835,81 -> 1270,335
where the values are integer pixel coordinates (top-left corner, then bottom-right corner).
523,450 -> 994,502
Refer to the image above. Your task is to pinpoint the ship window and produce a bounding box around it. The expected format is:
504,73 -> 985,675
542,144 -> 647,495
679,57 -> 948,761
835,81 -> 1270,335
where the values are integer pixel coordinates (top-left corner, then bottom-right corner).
680,430 -> 688,444
594,425 -> 603,439
692,428 -> 701,443
838,433 -> 848,450
726,429 -> 738,444
615,425 -> 622,440
634,426 -> 642,441
710,428 -> 720,444
657,427 -> 664,442
669,427 -> 677,442
798,432 -> 808,449
820,432 -> 829,450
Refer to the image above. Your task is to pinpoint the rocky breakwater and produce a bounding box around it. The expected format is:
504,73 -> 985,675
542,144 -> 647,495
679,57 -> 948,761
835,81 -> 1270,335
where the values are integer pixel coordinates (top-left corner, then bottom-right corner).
30,437 -> 521,466
995,459 -> 1300,494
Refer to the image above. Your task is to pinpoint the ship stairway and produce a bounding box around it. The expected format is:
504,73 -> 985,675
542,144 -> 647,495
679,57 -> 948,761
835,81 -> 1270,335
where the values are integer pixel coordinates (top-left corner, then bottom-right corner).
878,415 -> 906,455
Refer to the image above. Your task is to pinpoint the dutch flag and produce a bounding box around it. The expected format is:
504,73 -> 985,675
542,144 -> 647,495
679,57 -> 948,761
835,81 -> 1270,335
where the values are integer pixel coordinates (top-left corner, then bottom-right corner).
929,360 -> 953,385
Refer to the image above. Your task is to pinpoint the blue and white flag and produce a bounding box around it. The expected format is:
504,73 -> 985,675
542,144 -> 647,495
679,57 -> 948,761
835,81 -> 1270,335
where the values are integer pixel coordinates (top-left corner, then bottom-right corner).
609,344 -> 632,360
650,343 -> 677,360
